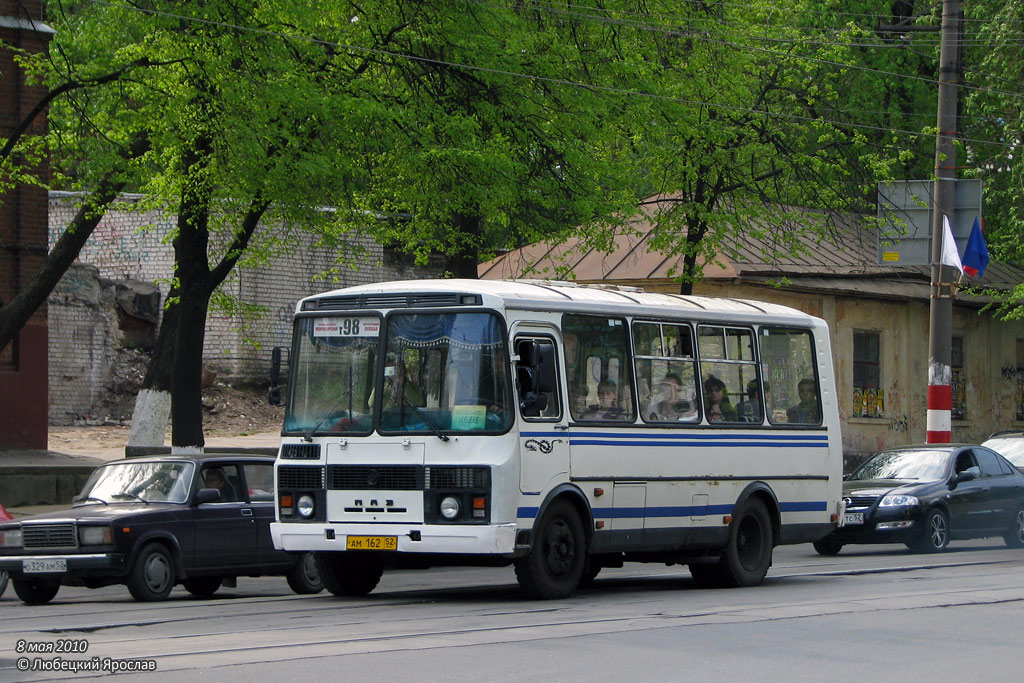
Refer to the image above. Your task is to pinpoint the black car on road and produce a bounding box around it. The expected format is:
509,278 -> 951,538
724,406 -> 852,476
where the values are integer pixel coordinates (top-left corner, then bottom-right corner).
813,444 -> 1024,555
0,454 -> 321,604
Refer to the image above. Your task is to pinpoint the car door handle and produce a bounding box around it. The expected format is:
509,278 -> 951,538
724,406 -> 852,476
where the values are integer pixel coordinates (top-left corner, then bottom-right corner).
241,508 -> 253,517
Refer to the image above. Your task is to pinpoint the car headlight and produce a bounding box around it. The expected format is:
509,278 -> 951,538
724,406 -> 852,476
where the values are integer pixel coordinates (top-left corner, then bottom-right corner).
297,495 -> 315,518
78,526 -> 112,545
880,494 -> 919,507
440,496 -> 460,520
0,528 -> 23,548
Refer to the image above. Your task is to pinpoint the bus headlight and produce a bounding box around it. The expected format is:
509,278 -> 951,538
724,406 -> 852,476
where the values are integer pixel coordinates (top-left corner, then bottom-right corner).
440,496 -> 460,520
297,495 -> 315,518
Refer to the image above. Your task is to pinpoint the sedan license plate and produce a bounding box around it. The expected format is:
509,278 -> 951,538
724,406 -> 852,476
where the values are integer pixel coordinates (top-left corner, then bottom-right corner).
843,512 -> 864,526
346,535 -> 397,551
23,558 -> 67,574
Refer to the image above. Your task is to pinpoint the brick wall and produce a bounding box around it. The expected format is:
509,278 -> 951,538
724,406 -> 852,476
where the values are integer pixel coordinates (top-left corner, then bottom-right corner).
47,193 -> 442,420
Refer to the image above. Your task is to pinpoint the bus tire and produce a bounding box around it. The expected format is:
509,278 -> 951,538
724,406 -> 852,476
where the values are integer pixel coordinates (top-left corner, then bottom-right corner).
718,497 -> 773,587
514,499 -> 586,599
315,552 -> 383,596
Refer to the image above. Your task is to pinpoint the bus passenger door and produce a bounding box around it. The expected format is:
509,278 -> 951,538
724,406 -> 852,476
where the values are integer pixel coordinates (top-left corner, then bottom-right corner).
513,330 -> 569,494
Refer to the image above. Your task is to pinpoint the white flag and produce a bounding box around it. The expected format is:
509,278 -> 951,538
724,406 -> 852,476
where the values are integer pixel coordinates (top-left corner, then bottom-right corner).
940,215 -> 963,274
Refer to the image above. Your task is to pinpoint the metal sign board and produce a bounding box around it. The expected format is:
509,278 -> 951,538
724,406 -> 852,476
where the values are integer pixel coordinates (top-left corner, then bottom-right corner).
876,179 -> 982,266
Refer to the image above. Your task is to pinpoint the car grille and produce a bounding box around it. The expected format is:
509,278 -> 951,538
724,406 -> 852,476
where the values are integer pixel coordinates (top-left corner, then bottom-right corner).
278,465 -> 325,489
23,523 -> 77,549
845,495 -> 878,509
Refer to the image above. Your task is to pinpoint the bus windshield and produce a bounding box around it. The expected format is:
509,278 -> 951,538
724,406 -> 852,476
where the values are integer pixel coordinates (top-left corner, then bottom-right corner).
380,313 -> 511,434
284,312 -> 511,435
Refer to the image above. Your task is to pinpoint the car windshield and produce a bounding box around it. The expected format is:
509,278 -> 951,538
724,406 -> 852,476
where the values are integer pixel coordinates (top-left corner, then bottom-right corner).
850,448 -> 950,481
77,461 -> 196,504
982,436 -> 1024,466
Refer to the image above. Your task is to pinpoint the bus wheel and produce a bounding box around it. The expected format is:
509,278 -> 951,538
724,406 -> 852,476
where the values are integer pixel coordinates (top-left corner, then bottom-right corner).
719,497 -> 773,587
315,552 -> 383,596
514,499 -> 585,599
182,576 -> 222,597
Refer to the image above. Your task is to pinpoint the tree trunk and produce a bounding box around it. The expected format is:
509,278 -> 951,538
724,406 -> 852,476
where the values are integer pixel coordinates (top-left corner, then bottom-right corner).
0,135 -> 148,350
128,292 -> 179,447
450,213 -> 482,279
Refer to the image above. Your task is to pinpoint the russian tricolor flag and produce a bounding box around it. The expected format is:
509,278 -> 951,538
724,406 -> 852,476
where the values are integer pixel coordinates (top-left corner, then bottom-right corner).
962,216 -> 989,278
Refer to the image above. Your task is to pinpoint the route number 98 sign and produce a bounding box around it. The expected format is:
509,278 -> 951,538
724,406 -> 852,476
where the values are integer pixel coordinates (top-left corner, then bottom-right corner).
312,317 -> 380,338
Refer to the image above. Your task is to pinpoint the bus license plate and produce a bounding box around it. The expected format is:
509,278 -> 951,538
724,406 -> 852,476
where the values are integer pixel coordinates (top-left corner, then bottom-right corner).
843,512 -> 864,526
23,558 -> 67,573
346,536 -> 397,551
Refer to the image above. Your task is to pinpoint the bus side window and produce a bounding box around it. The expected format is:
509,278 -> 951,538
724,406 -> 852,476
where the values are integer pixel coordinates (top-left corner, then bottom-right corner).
516,338 -> 561,420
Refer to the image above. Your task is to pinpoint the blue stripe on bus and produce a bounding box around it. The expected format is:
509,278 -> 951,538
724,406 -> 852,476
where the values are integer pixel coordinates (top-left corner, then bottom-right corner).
516,501 -> 827,519
562,432 -> 828,441
571,439 -> 826,448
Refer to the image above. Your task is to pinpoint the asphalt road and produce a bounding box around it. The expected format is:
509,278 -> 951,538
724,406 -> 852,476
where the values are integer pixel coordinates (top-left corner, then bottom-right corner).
3,541 -> 1024,682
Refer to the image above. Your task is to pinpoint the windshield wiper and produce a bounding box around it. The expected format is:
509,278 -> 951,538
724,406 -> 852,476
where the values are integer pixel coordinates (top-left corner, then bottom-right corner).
402,394 -> 449,442
76,496 -> 108,506
110,493 -> 149,505
303,392 -> 352,442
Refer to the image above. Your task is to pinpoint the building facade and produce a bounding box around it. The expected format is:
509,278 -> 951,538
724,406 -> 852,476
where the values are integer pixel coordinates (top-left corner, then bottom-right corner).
0,1 -> 53,448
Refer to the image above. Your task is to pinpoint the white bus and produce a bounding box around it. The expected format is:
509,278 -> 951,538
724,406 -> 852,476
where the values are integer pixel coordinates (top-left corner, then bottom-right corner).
269,279 -> 843,598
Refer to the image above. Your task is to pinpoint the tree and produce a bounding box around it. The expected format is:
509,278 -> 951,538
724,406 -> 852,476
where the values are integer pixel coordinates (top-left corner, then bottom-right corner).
36,0 -> 371,449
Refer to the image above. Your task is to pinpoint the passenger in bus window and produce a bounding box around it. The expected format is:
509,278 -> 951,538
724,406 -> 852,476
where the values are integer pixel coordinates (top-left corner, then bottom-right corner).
737,380 -> 769,422
650,373 -> 697,422
787,378 -> 820,423
704,376 -> 737,422
584,380 -> 626,420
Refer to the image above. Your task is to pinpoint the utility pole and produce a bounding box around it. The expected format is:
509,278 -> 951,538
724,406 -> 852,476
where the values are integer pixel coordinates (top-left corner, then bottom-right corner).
926,0 -> 961,443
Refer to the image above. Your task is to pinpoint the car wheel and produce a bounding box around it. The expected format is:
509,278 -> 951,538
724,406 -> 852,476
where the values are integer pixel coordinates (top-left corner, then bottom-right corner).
812,537 -> 844,556
287,552 -> 324,594
315,552 -> 383,596
182,576 -> 222,597
716,497 -> 774,587
910,508 -> 949,553
12,578 -> 60,605
127,544 -> 176,602
514,499 -> 586,599
1004,507 -> 1024,548
0,570 -> 7,598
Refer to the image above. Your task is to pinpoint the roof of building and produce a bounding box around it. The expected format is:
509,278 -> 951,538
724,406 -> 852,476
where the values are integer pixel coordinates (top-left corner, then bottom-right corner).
478,198 -> 1023,305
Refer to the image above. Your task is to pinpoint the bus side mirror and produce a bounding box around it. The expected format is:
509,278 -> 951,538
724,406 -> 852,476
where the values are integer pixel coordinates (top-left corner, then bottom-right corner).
269,346 -> 288,406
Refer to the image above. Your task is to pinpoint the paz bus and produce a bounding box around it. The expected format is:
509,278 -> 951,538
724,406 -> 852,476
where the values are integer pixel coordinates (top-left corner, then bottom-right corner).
268,279 -> 843,599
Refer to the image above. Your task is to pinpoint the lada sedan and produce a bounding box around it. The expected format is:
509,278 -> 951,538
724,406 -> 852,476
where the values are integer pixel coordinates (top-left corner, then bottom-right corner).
813,444 -> 1024,555
0,454 -> 321,604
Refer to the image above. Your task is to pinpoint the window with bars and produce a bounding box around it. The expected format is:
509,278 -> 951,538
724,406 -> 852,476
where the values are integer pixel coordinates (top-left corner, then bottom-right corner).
853,331 -> 883,418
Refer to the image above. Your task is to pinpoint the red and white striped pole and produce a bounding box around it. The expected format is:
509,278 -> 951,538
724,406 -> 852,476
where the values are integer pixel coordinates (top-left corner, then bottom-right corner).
927,0 -> 960,445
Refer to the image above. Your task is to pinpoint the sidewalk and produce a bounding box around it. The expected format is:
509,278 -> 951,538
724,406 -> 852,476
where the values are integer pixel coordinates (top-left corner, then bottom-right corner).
0,432 -> 282,516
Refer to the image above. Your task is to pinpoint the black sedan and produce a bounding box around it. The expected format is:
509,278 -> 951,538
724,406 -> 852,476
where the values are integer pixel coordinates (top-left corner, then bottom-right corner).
0,454 -> 321,604
813,444 -> 1024,555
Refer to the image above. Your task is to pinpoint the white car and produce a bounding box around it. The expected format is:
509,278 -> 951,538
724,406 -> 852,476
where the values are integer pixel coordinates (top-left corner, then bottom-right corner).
982,431 -> 1024,473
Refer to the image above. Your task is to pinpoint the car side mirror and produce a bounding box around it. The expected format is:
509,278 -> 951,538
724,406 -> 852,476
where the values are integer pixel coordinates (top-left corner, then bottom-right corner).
195,488 -> 222,505
956,469 -> 976,484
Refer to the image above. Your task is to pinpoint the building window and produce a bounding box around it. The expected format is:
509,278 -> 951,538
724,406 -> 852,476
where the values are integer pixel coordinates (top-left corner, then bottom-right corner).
853,331 -> 883,418
951,335 -> 965,420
